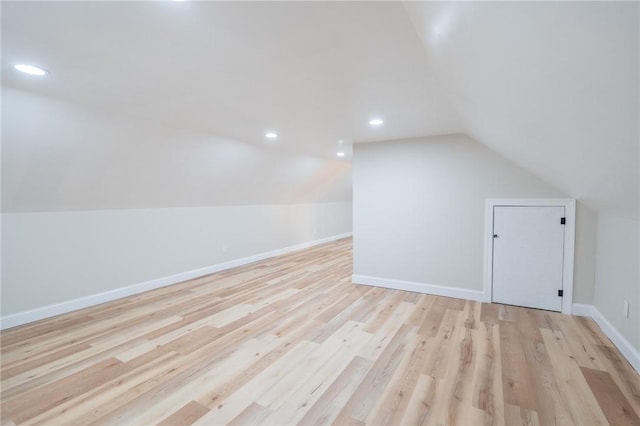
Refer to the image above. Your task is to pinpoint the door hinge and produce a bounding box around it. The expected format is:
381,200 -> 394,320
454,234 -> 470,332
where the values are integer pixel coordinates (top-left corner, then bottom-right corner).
560,217 -> 566,225
558,289 -> 564,297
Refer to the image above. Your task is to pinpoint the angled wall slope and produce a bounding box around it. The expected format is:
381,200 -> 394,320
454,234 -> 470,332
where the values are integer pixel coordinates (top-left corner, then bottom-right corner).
1,87 -> 352,324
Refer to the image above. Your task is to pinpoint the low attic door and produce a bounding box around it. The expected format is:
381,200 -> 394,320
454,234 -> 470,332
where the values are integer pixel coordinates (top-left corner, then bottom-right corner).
492,205 -> 565,312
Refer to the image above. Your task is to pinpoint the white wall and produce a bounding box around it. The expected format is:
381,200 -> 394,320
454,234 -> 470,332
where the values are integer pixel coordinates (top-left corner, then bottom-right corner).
574,203 -> 598,305
1,87 -> 353,325
1,202 -> 352,317
593,214 -> 640,353
353,134 -> 596,303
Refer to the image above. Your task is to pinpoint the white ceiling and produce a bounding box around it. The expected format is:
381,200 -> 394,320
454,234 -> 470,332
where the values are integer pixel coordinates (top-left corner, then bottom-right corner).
404,1 -> 639,218
2,1 -> 460,158
2,1 -> 638,217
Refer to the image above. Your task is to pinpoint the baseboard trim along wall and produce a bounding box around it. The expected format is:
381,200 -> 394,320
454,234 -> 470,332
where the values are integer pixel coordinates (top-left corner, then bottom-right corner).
571,303 -> 594,317
351,275 -> 485,302
0,232 -> 352,330
572,303 -> 640,374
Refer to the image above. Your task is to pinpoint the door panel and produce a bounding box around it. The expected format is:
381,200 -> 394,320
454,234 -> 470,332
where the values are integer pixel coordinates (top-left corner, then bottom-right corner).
492,206 -> 565,312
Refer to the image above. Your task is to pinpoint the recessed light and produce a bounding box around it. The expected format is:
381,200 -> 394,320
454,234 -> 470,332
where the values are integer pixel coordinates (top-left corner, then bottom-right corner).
14,64 -> 47,76
336,152 -> 345,158
265,132 -> 278,139
368,118 -> 383,126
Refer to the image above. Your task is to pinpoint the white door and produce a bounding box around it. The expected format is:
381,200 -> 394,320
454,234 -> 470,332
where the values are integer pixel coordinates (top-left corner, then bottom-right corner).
492,206 -> 565,312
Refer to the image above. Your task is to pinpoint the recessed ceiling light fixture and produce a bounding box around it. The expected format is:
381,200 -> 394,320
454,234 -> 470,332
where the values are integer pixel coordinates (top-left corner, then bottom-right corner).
265,132 -> 278,139
368,118 -> 383,126
14,64 -> 47,76
336,151 -> 345,158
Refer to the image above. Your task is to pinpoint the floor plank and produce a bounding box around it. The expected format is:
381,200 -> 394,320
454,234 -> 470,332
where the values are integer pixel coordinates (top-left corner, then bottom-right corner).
157,400 -> 210,426
581,366 -> 640,426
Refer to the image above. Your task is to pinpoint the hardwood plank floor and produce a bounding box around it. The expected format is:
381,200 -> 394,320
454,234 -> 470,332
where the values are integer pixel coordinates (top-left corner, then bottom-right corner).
1,238 -> 639,425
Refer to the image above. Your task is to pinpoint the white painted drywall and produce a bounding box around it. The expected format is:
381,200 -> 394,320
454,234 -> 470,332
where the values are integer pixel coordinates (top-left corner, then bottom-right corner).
404,1 -> 639,219
593,214 -> 640,352
3,2 -> 460,160
1,87 -> 351,212
353,134 -> 596,303
1,202 -> 352,316
1,83 -> 354,322
574,203 -> 598,305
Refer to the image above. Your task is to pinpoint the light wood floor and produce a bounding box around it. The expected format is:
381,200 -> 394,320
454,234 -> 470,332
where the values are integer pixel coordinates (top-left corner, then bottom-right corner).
1,238 -> 639,425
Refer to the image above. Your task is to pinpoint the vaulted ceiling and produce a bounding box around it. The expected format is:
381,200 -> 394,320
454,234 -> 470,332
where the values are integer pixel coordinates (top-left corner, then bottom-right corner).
404,1 -> 639,218
2,1 -> 460,159
2,1 -> 638,217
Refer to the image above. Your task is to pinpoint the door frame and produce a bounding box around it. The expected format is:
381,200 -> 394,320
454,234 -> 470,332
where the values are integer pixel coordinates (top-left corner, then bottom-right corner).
483,198 -> 576,314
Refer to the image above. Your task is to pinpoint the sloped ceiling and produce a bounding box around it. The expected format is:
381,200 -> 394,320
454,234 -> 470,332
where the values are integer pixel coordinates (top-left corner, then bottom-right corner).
2,1 -> 638,217
403,1 -> 639,218
1,1 -> 457,211
2,1 -> 459,158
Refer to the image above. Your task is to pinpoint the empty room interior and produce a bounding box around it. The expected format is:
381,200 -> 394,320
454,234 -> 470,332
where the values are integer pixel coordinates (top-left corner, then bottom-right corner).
1,1 -> 639,425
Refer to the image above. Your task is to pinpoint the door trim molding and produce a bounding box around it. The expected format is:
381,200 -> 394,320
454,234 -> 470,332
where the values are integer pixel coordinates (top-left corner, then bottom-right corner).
483,198 -> 576,314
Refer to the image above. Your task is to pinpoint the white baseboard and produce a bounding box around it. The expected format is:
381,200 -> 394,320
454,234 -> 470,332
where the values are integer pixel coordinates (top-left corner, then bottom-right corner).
1,232 -> 352,330
571,303 -> 595,317
590,306 -> 640,374
573,303 -> 639,374
352,274 -> 484,302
